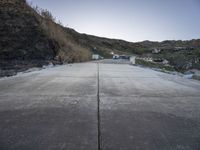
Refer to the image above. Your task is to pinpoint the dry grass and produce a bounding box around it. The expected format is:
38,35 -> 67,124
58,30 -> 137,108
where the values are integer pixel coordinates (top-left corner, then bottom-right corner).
40,18 -> 91,63
27,2 -> 92,63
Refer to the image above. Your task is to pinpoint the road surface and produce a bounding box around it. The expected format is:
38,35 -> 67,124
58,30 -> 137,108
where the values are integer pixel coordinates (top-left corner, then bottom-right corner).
0,62 -> 200,150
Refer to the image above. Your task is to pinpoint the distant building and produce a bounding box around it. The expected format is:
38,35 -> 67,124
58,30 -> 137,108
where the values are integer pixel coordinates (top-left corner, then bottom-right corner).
137,57 -> 153,62
162,59 -> 169,65
92,54 -> 100,60
113,54 -> 130,60
152,48 -> 161,54
92,54 -> 103,60
130,56 -> 136,64
113,54 -> 119,59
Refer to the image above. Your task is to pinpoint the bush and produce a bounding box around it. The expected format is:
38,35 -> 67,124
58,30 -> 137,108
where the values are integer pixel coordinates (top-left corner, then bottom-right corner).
193,75 -> 200,81
27,3 -> 92,63
136,59 -> 175,71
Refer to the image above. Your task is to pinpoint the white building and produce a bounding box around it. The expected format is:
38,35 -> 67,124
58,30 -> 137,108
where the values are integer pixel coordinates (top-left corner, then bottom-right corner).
152,48 -> 161,54
92,54 -> 100,60
113,54 -> 119,59
130,56 -> 136,64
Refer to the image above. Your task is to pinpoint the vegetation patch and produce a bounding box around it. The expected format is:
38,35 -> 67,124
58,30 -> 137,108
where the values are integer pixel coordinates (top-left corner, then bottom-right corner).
193,75 -> 200,81
136,59 -> 175,71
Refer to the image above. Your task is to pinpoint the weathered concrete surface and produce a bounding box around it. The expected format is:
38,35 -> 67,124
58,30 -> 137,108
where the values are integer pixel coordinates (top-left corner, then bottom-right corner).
0,63 -> 98,150
0,62 -> 200,150
99,64 -> 200,150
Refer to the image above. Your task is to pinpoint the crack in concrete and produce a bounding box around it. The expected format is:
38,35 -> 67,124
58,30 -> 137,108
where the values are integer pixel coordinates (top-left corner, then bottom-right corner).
97,63 -> 101,150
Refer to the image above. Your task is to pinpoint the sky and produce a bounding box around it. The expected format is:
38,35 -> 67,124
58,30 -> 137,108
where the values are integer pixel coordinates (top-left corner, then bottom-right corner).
28,0 -> 200,42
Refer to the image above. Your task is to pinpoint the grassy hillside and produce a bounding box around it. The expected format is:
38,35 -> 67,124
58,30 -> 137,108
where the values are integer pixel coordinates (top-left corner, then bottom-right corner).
0,0 -> 91,69
0,0 -> 200,76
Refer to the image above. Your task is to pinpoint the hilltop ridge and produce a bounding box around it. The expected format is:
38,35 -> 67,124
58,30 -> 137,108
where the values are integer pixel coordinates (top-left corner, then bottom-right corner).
0,0 -> 200,76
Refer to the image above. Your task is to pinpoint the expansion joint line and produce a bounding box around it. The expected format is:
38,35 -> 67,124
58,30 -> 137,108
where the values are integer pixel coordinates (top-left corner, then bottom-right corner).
97,63 -> 101,150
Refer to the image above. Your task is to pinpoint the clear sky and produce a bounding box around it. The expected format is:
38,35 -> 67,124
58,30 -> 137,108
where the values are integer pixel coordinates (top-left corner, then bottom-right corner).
28,0 -> 200,42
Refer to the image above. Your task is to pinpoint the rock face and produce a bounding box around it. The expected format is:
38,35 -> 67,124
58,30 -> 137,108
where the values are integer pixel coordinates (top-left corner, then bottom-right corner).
0,0 -> 56,61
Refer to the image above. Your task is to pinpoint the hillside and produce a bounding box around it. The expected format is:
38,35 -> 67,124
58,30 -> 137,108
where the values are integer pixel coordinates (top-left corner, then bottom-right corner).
0,0 -> 200,76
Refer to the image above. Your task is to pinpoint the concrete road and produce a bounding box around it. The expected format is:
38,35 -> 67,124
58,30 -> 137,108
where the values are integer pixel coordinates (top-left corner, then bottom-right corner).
99,64 -> 200,150
0,62 -> 200,150
0,63 -> 98,150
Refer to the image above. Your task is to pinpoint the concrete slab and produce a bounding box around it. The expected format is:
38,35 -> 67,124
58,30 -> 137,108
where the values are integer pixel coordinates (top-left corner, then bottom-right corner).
1,62 -> 200,150
0,63 -> 98,150
99,63 -> 200,150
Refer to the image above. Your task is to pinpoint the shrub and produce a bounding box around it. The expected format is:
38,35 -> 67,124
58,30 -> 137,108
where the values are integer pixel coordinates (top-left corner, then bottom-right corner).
136,59 -> 175,71
26,3 -> 92,63
193,75 -> 200,81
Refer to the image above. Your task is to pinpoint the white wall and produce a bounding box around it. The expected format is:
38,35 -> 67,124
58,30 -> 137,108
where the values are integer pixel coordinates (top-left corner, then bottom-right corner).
130,56 -> 136,64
